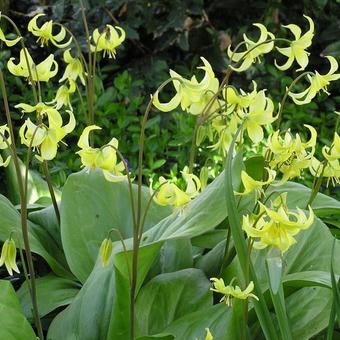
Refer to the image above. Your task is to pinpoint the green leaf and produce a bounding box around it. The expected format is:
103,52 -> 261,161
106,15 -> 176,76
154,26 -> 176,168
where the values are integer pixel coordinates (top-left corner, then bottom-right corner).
0,280 -> 36,340
0,194 -> 70,277
60,170 -> 171,282
17,273 -> 80,320
266,250 -> 283,295
283,271 -> 337,289
135,268 -> 212,336
266,181 -> 340,216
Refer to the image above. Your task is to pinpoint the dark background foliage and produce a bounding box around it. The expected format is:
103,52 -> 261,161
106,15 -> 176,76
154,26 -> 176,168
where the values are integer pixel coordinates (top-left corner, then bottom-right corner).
1,0 -> 340,191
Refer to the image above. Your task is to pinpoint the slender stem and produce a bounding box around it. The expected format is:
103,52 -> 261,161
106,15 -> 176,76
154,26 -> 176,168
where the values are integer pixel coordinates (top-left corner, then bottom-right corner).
306,160 -> 327,208
275,72 -> 314,129
0,71 -> 44,340
42,161 -> 60,225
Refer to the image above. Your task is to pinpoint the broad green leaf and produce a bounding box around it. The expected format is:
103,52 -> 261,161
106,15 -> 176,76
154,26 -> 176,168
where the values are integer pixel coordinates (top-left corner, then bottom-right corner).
135,268 -> 212,336
0,280 -> 36,340
283,271 -> 338,289
4,153 -> 61,205
49,242 -> 160,340
0,194 -> 70,277
144,153 -> 244,244
267,181 -> 340,216
162,303 -> 239,339
266,250 -> 283,294
191,229 -> 227,249
60,170 -> 171,282
17,273 -> 80,320
287,287 -> 332,340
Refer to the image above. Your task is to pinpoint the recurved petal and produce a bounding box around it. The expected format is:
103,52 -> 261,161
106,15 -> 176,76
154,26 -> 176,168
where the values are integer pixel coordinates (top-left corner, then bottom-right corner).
78,125 -> 101,149
153,90 -> 181,112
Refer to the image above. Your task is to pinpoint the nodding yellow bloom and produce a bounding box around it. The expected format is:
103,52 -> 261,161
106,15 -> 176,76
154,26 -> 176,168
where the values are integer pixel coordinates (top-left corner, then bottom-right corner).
19,108 -> 75,161
267,124 -> 317,183
227,24 -> 275,72
99,238 -> 112,267
242,194 -> 314,252
310,157 -> 340,187
15,102 -> 51,116
91,25 -> 125,59
236,168 -> 276,198
289,56 -> 340,105
59,49 -> 86,85
210,278 -> 258,306
0,125 -> 11,167
49,79 -> 76,109
223,82 -> 258,115
241,90 -> 276,143
322,133 -> 340,162
77,125 -> 126,182
205,328 -> 213,340
151,172 -> 201,207
0,27 -> 21,46
28,13 -> 72,48
275,15 -> 314,71
7,48 -> 58,82
0,239 -> 19,276
153,57 -> 219,114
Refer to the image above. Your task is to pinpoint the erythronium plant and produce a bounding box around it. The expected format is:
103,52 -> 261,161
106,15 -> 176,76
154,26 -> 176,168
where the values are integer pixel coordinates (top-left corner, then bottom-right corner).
0,7 -> 339,340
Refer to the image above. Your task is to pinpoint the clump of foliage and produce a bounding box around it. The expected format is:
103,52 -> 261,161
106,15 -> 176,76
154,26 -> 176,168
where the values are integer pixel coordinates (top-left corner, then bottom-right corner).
0,3 -> 340,340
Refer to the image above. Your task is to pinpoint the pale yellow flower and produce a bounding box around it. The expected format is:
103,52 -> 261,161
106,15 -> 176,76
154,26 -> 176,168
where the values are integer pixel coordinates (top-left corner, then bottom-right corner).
275,15 -> 314,71
49,79 -> 76,109
289,56 -> 340,105
0,125 -> 11,167
59,49 -> 86,85
0,27 -> 21,46
7,48 -> 58,82
0,239 -> 19,276
28,13 -> 72,48
91,25 -> 125,59
99,238 -> 112,267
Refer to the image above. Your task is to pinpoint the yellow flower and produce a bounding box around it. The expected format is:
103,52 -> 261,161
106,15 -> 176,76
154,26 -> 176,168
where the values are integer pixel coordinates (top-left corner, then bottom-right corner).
91,25 -> 125,59
310,157 -> 340,187
210,278 -> 258,306
0,27 -> 21,46
7,48 -> 58,82
205,328 -> 213,340
19,108 -> 75,161
49,79 -> 76,109
241,90 -> 276,143
59,48 -> 86,85
242,194 -> 314,252
77,125 -> 126,182
236,168 -> 276,198
267,124 -> 317,183
275,15 -> 314,71
15,102 -> 51,116
289,56 -> 340,105
227,24 -> 275,72
28,13 -> 72,48
151,171 -> 201,207
0,125 -> 11,167
153,57 -> 219,114
223,82 -> 258,115
0,239 -> 19,276
99,238 -> 112,267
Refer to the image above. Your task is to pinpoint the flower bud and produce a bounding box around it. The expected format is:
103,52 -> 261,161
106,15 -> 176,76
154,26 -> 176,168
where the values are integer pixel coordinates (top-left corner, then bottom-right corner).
99,238 -> 112,267
0,239 -> 19,276
200,166 -> 209,189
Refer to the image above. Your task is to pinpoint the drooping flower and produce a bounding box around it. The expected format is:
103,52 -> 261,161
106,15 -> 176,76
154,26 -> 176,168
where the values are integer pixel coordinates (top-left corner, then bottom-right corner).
240,90 -> 276,143
151,171 -> 201,208
275,15 -> 314,71
242,194 -> 314,252
0,26 -> 21,46
227,24 -> 275,72
289,56 -> 340,105
59,48 -> 86,85
267,124 -> 317,183
0,125 -> 11,167
28,13 -> 72,48
77,125 -> 126,182
99,238 -> 112,267
153,57 -> 219,114
0,238 -> 19,276
7,48 -> 58,82
205,328 -> 213,340
49,79 -> 76,109
15,102 -> 52,116
236,168 -> 276,198
210,278 -> 258,306
91,25 -> 125,59
19,108 -> 75,161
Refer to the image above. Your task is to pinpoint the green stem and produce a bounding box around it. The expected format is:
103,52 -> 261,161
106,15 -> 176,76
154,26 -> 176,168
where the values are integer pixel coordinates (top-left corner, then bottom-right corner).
0,71 -> 44,340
